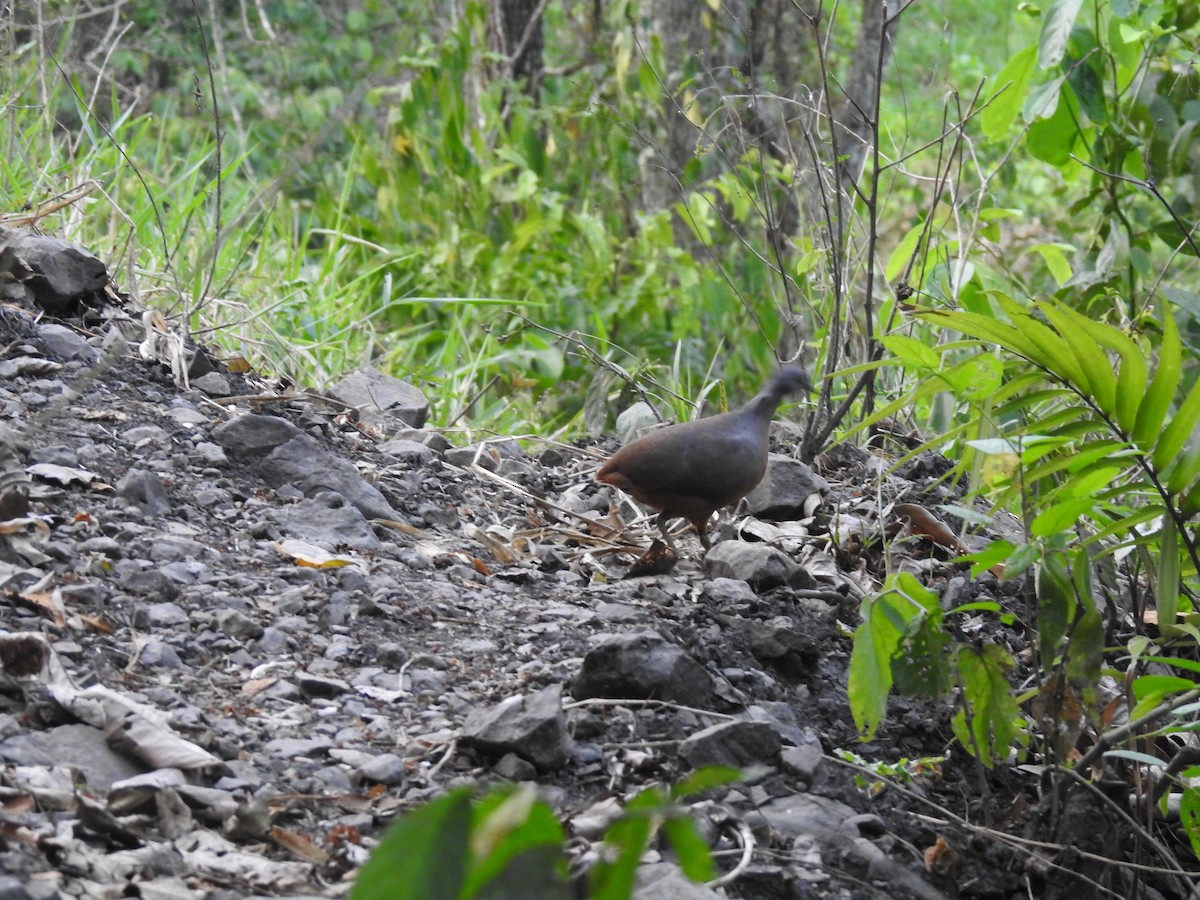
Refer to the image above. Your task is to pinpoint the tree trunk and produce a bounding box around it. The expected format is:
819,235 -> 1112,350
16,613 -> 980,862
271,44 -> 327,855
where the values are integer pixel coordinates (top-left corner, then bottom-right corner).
493,0 -> 546,101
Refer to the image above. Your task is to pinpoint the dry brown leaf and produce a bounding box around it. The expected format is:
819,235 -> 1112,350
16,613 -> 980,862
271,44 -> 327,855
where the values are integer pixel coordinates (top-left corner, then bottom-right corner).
2,793 -> 36,816
893,503 -> 971,554
19,589 -> 66,627
271,539 -> 356,568
242,677 -> 278,697
77,614 -> 115,635
270,826 -> 331,864
923,835 -> 958,873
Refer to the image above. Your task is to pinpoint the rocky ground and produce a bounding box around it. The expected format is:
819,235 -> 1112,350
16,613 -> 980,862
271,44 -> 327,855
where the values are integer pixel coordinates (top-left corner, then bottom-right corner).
0,231 -> 1195,899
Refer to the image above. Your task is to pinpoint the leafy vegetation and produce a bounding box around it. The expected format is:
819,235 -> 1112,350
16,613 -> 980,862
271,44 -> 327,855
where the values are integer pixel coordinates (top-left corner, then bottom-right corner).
351,769 -> 736,900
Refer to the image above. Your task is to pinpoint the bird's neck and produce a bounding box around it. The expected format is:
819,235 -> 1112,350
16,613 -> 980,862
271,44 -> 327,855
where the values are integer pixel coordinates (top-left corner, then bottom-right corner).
740,391 -> 784,428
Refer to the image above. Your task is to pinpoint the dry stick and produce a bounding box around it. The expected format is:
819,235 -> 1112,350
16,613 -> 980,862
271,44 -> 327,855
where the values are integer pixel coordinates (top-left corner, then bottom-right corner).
562,697 -> 737,721
1075,686 -> 1200,774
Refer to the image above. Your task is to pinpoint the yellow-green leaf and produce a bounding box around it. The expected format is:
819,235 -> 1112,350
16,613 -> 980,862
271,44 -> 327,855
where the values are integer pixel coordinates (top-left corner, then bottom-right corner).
1066,317 -> 1146,434
1039,302 -> 1117,415
1134,303 -> 1182,450
1031,495 -> 1097,536
1153,376 -> 1200,473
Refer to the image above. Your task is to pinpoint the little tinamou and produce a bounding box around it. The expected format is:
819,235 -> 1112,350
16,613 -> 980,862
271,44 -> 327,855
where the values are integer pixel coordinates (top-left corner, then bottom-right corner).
596,367 -> 812,553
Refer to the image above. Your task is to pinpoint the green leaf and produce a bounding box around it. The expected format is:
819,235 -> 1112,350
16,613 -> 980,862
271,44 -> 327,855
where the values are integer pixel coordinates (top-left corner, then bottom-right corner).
849,574 -> 938,739
1038,301 -> 1116,412
1158,517 -> 1181,630
1104,749 -> 1169,768
1039,0 -> 1085,68
1063,317 -> 1146,434
983,45 -> 1038,140
1024,75 -> 1066,122
881,333 -> 941,370
1179,787 -> 1200,861
591,791 -> 660,900
914,309 -> 1039,361
670,767 -> 740,799
1065,557 -> 1104,707
952,643 -> 1020,767
466,787 -> 568,899
1024,440 -> 1132,484
1134,303 -> 1182,450
351,789 -> 471,900
662,816 -> 715,883
1166,441 -> 1200,497
1036,552 -> 1073,662
999,297 -> 1086,389
1153,376 -> 1200,473
885,221 -> 927,282
848,596 -> 902,740
1183,479 -> 1200,518
1029,242 -> 1076,284
958,539 -> 1016,578
1133,674 -> 1197,699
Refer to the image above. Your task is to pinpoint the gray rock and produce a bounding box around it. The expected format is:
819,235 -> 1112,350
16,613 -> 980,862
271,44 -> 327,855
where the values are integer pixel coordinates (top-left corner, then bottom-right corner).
703,541 -> 813,592
269,491 -> 381,550
297,673 -> 350,698
678,720 -> 782,769
0,724 -> 145,791
0,225 -> 108,314
216,609 -> 263,640
122,569 -> 181,600
28,444 -> 78,466
702,577 -> 757,605
461,684 -> 569,772
493,752 -> 538,781
192,372 -> 231,397
262,737 -> 332,759
419,501 -> 458,529
139,639 -> 184,668
615,401 -> 662,444
757,792 -> 859,839
356,753 -> 407,787
378,438 -> 435,465
165,405 -> 210,427
121,424 -> 171,447
326,366 -> 430,428
634,862 -> 725,899
212,414 -> 303,457
149,536 -> 208,562
780,744 -> 824,785
116,469 -> 170,516
391,427 -> 454,453
193,441 -> 227,464
739,616 -> 817,662
444,439 -> 524,471
36,323 -> 96,363
744,453 -> 830,520
572,632 -> 723,709
78,536 -> 123,558
134,602 -> 189,627
259,434 -> 399,520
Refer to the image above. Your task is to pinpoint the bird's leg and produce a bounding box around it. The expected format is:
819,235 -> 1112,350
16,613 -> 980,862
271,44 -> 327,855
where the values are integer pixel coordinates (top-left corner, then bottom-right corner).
694,517 -> 712,551
655,512 -> 679,555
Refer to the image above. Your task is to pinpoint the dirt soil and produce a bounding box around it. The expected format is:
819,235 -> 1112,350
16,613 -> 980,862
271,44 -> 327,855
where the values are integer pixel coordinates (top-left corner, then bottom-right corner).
0,289 -> 1196,900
